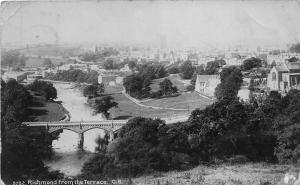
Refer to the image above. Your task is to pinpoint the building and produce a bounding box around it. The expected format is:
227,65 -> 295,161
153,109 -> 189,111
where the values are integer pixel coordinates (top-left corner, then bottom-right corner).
120,64 -> 131,72
27,71 -> 43,82
98,74 -> 118,86
267,61 -> 300,92
2,71 -> 28,82
195,75 -> 220,97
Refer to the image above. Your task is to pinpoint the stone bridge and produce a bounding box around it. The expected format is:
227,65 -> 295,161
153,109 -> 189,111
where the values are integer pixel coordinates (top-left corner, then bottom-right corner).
22,120 -> 128,150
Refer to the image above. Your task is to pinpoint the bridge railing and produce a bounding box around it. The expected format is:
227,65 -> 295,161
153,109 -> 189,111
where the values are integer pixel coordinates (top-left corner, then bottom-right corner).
22,120 -> 128,127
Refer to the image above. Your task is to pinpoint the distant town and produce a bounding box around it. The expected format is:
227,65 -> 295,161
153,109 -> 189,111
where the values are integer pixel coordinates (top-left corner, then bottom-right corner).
2,43 -> 300,100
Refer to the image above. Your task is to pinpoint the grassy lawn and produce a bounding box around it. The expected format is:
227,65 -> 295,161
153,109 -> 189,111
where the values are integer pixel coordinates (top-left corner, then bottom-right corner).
142,92 -> 213,110
104,85 -> 123,94
110,93 -> 189,119
104,82 -> 213,119
27,94 -> 66,122
133,163 -> 297,185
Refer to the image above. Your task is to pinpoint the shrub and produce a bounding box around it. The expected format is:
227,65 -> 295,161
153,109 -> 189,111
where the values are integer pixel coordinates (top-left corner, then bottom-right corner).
186,85 -> 195,91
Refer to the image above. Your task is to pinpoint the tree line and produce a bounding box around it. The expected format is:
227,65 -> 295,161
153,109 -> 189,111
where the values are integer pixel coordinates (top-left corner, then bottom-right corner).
46,69 -> 99,84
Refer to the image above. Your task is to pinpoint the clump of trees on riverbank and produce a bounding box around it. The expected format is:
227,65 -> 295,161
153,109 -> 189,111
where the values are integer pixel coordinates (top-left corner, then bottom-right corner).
27,80 -> 58,101
82,83 -> 118,119
80,66 -> 300,179
46,69 -> 99,84
123,64 -> 168,99
1,79 -> 63,183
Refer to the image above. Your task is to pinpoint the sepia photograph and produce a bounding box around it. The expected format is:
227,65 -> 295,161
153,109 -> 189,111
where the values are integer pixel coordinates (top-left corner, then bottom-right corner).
1,0 -> 300,184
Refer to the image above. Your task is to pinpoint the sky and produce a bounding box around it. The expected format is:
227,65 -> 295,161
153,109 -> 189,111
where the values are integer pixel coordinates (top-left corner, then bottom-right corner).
1,0 -> 300,50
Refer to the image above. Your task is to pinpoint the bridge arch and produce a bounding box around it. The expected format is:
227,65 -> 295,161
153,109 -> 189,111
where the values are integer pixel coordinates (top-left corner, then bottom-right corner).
49,127 -> 83,134
81,126 -> 111,134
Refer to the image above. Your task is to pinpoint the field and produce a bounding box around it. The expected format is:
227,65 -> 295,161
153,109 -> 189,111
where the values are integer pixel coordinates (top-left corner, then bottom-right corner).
27,93 -> 66,122
143,92 -> 212,110
147,74 -> 213,111
133,163 -> 298,185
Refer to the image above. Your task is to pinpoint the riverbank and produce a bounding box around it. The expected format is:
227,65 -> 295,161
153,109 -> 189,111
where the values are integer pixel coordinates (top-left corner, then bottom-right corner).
133,163 -> 298,185
27,91 -> 68,122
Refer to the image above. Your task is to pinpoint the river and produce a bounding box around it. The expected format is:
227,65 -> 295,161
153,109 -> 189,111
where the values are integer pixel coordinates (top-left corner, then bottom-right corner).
44,83 -> 105,176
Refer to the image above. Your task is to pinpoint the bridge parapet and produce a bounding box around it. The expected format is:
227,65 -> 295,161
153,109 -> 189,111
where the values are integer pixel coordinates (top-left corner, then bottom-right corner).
22,120 -> 128,134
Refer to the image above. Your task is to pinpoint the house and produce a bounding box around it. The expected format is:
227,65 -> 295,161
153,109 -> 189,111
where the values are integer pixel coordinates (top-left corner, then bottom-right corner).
2,71 -> 28,82
267,61 -> 300,92
195,75 -> 220,97
27,71 -> 43,82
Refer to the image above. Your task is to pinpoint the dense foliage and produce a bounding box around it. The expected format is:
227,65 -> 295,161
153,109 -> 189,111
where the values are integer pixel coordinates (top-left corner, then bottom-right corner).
90,95 -> 118,119
123,64 -> 168,99
287,57 -> 299,63
80,117 -> 194,178
103,59 -> 121,70
159,79 -> 178,96
180,61 -> 195,79
46,69 -> 99,84
167,65 -> 180,74
83,83 -> 105,99
27,80 -> 57,101
205,60 -> 226,75
215,66 -> 243,100
274,90 -> 300,163
1,79 -> 62,183
241,57 -> 262,71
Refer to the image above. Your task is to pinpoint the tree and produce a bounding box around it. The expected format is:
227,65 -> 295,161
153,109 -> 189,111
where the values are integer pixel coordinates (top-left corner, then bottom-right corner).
103,59 -> 119,70
168,66 -> 180,74
92,96 -> 118,119
196,64 -> 206,75
205,60 -> 224,75
180,61 -> 195,79
83,83 -> 104,98
123,74 -> 145,98
215,66 -> 243,101
159,79 -> 178,96
27,80 -> 57,101
43,58 -> 53,68
287,57 -> 299,63
241,57 -> 262,71
128,60 -> 137,70
270,61 -> 277,68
